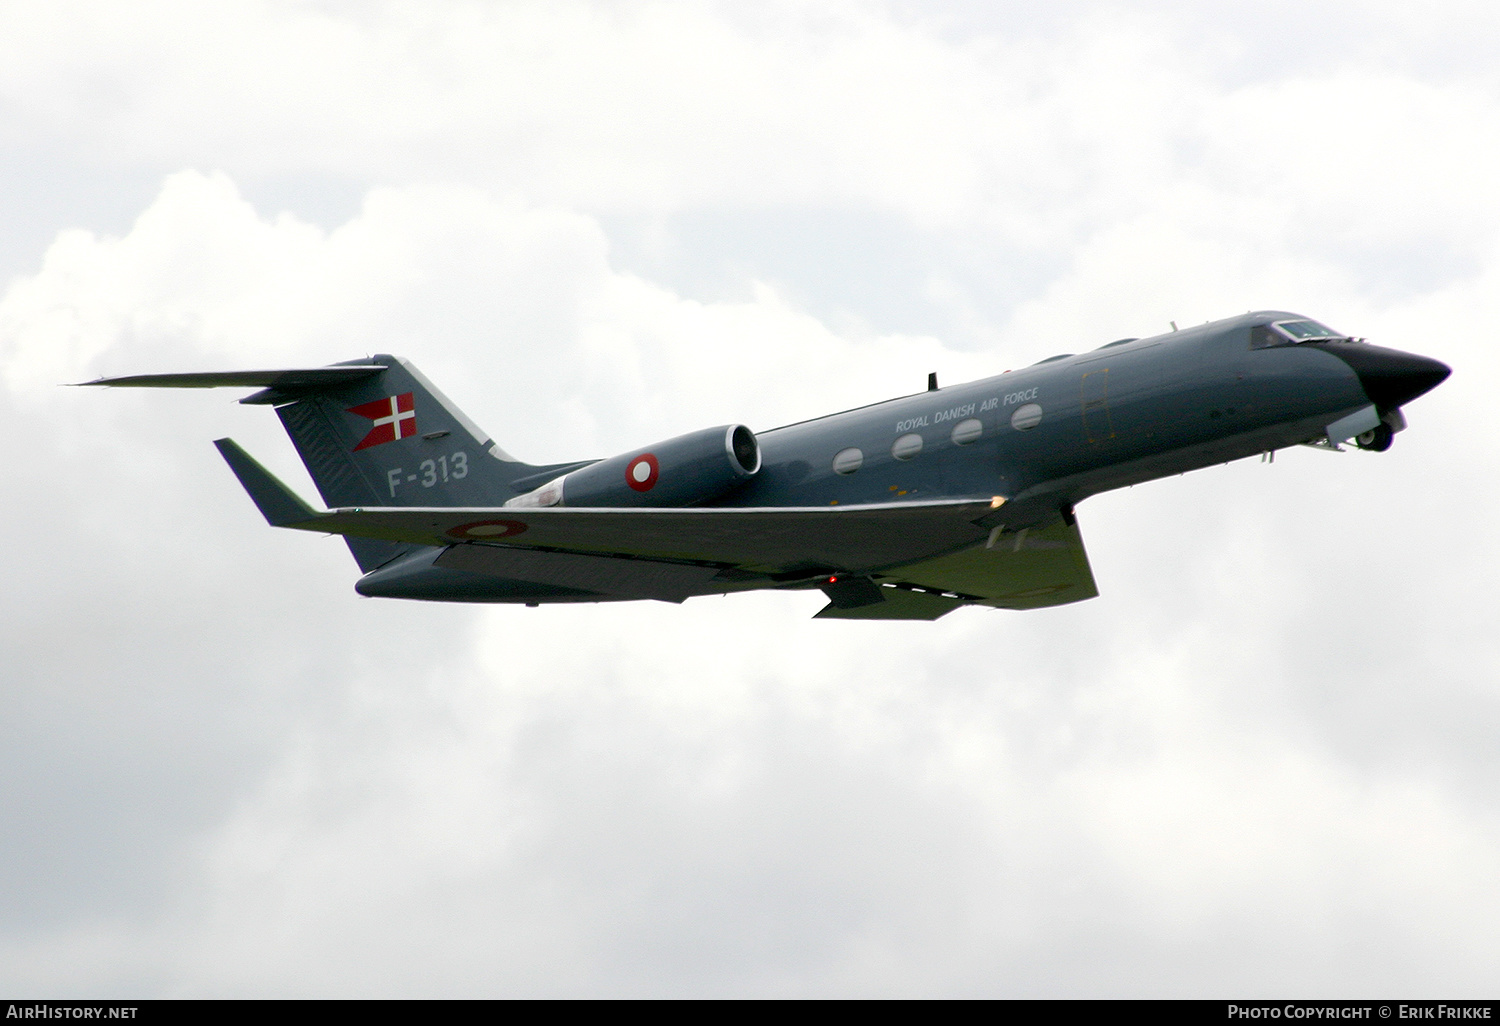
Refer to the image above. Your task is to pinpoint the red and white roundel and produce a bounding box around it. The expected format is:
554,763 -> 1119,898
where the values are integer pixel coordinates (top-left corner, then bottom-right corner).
625,453 -> 659,492
448,519 -> 528,540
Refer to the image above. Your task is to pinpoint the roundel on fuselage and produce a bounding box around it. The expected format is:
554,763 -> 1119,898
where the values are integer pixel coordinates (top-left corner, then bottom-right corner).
626,453 -> 660,491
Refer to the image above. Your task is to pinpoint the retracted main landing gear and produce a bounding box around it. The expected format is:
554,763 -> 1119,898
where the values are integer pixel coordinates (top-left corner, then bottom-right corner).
1355,423 -> 1394,452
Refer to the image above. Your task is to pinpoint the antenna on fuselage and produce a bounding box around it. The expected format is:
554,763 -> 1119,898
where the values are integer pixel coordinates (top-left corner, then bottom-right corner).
1170,321 -> 1178,331
927,372 -> 938,391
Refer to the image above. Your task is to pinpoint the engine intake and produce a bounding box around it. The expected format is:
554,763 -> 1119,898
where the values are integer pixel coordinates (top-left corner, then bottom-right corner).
507,424 -> 760,508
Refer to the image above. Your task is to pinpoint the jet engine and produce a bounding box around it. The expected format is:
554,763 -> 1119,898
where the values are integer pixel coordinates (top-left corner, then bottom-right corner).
506,424 -> 761,508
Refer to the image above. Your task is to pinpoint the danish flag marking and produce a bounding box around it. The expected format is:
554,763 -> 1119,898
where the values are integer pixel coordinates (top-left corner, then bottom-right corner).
349,393 -> 417,451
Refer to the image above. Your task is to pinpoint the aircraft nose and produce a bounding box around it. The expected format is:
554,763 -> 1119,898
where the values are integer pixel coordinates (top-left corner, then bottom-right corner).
1315,343 -> 1451,409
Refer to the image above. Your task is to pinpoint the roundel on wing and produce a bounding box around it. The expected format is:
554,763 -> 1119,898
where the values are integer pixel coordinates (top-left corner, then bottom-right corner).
625,453 -> 659,492
449,519 -> 529,540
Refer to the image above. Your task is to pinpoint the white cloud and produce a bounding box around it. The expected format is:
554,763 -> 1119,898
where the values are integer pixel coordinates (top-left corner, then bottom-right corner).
0,0 -> 1498,998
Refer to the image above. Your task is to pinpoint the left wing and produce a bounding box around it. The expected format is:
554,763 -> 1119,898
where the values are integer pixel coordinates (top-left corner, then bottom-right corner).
216,438 -> 995,575
216,437 -> 1097,613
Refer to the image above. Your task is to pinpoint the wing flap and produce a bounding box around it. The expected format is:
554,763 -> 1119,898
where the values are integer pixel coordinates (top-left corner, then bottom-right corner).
814,587 -> 965,620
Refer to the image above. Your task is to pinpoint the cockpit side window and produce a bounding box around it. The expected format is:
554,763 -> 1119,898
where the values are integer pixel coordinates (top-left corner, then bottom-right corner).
1250,325 -> 1282,349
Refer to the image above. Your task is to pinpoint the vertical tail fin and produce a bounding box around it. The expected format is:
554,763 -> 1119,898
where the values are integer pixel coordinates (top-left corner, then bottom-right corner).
238,355 -> 557,571
80,355 -> 579,574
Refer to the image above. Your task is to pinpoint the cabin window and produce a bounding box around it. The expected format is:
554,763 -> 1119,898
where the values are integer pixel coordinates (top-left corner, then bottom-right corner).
892,433 -> 924,460
951,418 -> 982,445
832,447 -> 864,475
1010,403 -> 1043,431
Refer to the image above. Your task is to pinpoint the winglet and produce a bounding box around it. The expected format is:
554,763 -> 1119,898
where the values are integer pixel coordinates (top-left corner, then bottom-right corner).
213,438 -> 324,528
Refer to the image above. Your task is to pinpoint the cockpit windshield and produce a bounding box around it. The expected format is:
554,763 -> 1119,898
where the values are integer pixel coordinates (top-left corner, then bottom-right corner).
1251,318 -> 1349,349
1274,319 -> 1344,341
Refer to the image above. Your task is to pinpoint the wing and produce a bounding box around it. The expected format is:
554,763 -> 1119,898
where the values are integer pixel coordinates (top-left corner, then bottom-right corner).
216,438 -> 995,576
312,501 -> 996,572
216,437 -> 1096,613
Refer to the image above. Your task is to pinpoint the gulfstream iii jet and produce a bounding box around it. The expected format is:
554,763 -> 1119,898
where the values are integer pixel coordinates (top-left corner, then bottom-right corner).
84,311 -> 1449,619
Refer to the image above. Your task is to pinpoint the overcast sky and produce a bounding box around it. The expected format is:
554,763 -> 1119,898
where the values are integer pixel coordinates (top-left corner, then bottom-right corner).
1,0 -> 1497,997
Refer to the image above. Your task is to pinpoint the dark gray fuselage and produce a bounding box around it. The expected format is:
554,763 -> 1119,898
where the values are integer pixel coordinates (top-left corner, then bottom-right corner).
727,311 -> 1372,515
354,309 -> 1447,603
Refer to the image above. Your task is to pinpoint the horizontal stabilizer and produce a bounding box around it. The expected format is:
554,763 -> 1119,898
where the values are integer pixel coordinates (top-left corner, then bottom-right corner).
213,438 -> 321,528
76,367 -> 385,390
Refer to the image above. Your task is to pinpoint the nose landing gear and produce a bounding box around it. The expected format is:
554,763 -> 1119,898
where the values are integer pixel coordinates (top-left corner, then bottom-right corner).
1355,424 -> 1394,451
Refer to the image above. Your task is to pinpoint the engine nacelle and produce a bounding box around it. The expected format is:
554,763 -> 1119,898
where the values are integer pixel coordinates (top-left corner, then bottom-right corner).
506,424 -> 761,508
